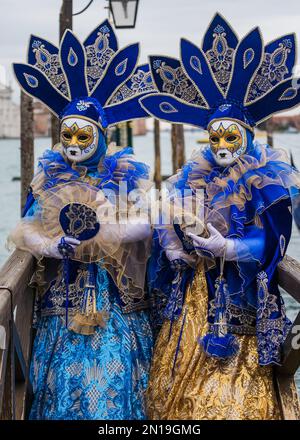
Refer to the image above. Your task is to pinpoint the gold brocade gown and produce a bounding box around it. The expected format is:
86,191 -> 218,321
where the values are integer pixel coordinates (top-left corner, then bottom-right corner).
147,261 -> 281,420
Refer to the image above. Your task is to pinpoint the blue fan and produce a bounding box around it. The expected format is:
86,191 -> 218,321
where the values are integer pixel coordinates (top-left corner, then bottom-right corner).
59,202 -> 100,242
57,202 -> 101,329
39,183 -> 104,330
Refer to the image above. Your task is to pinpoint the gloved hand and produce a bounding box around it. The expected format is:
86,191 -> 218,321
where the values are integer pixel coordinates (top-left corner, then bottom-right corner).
46,236 -> 81,259
34,236 -> 81,259
57,236 -> 82,258
187,223 -> 236,260
165,248 -> 197,267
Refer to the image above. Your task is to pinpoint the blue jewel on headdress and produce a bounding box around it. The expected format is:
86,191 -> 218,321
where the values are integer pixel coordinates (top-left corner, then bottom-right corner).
160,102 -> 178,113
24,73 -> 39,88
67,48 -> 78,66
190,55 -> 202,74
14,19 -> 156,128
279,87 -> 298,100
140,12 -> 300,130
115,58 -> 128,76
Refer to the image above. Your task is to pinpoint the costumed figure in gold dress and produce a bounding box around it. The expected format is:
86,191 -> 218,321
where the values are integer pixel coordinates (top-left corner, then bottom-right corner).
140,13 -> 300,420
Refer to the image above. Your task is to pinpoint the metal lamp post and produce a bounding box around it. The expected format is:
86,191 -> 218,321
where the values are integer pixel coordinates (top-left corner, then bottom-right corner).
108,0 -> 139,146
109,0 -> 139,28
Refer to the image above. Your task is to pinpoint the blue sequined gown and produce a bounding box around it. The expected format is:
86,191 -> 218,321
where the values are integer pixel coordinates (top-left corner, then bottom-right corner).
22,149 -> 153,420
29,262 -> 152,420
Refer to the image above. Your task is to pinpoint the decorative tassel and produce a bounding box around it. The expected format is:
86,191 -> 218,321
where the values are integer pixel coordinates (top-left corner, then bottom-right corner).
68,263 -> 109,335
58,237 -> 75,329
199,251 -> 239,360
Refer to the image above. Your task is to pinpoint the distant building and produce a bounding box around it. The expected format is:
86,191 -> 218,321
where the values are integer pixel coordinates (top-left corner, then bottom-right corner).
0,82 -> 20,138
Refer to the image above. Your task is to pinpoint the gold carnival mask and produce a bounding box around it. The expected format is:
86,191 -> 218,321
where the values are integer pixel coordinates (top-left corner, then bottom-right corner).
208,120 -> 247,166
60,117 -> 99,163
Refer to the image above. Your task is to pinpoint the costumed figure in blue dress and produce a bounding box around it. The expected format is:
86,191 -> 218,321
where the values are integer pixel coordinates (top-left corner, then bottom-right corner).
9,20 -> 155,420
140,13 -> 300,419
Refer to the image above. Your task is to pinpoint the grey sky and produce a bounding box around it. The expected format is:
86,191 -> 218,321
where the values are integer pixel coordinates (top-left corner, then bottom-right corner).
1,0 -> 300,111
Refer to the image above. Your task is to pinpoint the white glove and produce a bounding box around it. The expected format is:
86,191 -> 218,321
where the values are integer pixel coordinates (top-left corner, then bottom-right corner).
45,236 -> 81,259
187,223 -> 236,260
25,233 -> 81,259
165,248 -> 197,267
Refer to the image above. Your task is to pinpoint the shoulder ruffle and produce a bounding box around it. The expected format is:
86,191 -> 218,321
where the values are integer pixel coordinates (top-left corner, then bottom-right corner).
98,146 -> 150,193
31,149 -> 81,196
170,143 -> 300,223
168,147 -> 214,193
205,143 -> 300,213
31,146 -> 151,197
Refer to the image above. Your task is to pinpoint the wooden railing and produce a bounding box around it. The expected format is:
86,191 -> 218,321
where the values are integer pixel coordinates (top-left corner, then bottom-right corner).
275,255 -> 300,419
0,250 -> 35,419
0,250 -> 299,419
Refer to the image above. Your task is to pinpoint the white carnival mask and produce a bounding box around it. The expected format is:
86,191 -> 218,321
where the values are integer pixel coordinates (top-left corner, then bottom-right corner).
60,117 -> 99,163
208,119 -> 247,167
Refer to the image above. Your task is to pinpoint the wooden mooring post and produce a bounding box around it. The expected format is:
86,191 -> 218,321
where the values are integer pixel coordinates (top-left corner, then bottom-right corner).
51,0 -> 73,146
171,123 -> 185,174
20,92 -> 34,213
266,117 -> 274,147
154,119 -> 162,190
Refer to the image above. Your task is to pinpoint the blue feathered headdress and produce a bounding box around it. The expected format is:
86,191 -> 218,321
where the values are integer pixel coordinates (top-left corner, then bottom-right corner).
140,12 -> 300,131
14,20 -> 155,130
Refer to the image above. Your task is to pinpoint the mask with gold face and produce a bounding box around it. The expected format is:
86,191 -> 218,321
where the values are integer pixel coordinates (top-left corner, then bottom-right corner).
208,119 -> 248,167
60,117 -> 99,163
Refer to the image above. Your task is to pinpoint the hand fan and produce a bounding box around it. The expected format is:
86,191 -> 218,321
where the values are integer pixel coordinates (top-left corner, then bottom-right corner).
38,181 -> 116,333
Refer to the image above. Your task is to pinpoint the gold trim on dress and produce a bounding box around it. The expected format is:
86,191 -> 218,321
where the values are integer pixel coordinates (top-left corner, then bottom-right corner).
147,261 -> 281,420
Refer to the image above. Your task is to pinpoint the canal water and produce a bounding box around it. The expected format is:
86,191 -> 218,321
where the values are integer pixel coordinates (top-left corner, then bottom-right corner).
0,130 -> 299,391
